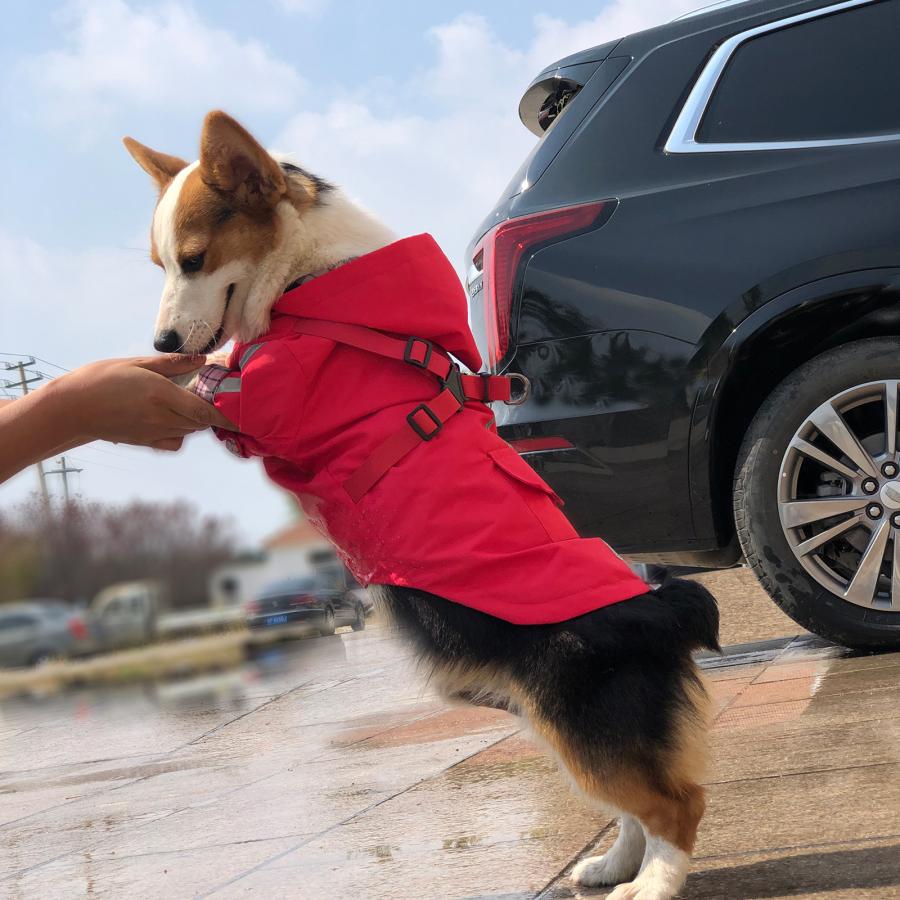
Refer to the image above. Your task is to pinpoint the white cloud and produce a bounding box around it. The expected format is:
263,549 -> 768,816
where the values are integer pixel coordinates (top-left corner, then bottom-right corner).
273,0 -> 329,15
3,1 -> 701,539
0,228 -> 291,544
0,229 -> 161,366
24,0 -> 304,140
275,2 -> 698,269
528,1 -> 699,65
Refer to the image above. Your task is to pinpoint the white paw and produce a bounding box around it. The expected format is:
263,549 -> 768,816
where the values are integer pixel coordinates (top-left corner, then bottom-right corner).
606,836 -> 689,900
606,881 -> 671,900
572,852 -> 641,887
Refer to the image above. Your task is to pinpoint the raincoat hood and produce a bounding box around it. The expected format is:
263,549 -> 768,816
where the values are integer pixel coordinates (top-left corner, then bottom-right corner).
273,233 -> 483,372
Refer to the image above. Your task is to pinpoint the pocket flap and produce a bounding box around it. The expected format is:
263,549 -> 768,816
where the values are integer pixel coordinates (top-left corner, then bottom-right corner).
489,446 -> 564,506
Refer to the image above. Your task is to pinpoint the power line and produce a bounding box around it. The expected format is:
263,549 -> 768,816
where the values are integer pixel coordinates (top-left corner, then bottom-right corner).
0,352 -> 71,373
44,456 -> 83,504
77,441 -> 131,461
64,453 -> 131,473
1,355 -> 130,463
3,359 -> 50,505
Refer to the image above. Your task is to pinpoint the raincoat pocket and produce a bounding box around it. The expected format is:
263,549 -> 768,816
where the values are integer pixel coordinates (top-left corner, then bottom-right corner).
489,446 -> 576,542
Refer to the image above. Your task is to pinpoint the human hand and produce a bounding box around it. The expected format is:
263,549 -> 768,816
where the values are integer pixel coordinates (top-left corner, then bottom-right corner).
49,355 -> 236,451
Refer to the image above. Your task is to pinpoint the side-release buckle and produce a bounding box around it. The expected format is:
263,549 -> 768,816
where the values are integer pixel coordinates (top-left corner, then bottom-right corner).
441,364 -> 466,405
404,337 -> 433,369
407,404 -> 442,441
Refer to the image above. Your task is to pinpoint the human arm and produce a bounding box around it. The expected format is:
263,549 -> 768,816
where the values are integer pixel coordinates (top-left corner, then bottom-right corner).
0,355 -> 235,484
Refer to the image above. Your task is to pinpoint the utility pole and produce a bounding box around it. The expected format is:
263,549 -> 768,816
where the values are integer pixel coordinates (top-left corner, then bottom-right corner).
44,456 -> 82,505
3,358 -> 50,504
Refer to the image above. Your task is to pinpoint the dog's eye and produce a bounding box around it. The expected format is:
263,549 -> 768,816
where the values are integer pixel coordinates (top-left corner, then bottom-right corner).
181,253 -> 205,274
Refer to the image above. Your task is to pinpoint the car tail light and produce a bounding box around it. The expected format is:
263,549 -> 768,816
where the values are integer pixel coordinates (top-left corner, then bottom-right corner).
68,616 -> 88,641
245,600 -> 260,616
473,200 -> 607,370
290,595 -> 314,607
509,437 -> 574,454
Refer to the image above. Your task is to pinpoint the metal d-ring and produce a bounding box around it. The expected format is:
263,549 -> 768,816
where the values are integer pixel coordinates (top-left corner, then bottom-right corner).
506,373 -> 531,406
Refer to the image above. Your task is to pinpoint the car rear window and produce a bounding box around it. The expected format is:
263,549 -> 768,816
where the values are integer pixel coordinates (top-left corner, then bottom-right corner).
698,1 -> 900,144
260,578 -> 319,599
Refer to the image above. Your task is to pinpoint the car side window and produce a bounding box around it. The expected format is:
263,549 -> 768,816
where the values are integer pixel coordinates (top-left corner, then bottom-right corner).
698,0 -> 900,145
0,614 -> 36,630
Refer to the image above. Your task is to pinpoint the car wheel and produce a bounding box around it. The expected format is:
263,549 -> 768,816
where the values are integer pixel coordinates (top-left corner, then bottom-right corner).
350,603 -> 366,632
735,338 -> 900,649
318,605 -> 336,636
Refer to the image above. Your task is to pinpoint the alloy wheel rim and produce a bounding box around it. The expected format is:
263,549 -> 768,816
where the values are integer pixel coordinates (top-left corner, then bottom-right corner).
779,379 -> 900,611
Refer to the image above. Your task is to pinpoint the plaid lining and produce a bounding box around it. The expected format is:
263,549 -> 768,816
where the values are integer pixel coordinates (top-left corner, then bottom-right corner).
191,365 -> 233,403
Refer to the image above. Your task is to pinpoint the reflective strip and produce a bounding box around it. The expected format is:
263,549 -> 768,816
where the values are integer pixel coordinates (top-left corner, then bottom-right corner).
216,377 -> 242,395
239,343 -> 262,369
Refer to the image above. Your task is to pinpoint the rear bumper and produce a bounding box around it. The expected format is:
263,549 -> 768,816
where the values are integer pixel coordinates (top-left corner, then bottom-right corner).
247,609 -> 324,629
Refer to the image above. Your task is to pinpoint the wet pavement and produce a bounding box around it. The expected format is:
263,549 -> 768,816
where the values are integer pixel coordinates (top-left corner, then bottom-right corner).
2,600 -> 899,898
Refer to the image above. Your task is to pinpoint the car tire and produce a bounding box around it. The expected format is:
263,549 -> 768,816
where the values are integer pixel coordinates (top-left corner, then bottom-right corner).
318,605 -> 336,636
350,603 -> 366,632
735,338 -> 900,649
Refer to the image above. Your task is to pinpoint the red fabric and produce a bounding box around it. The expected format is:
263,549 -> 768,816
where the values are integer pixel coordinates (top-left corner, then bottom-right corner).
210,233 -> 648,624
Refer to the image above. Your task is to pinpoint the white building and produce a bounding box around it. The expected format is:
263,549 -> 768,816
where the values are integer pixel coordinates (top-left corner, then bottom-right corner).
209,518 -> 334,610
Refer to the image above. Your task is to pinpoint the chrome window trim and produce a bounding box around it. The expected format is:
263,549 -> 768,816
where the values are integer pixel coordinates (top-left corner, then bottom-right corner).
674,0 -> 755,22
665,0 -> 900,153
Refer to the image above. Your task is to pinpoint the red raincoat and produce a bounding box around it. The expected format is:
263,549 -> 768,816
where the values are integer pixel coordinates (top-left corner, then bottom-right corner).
206,234 -> 648,624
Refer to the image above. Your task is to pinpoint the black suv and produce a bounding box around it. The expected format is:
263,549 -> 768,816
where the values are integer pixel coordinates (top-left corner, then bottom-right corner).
466,0 -> 900,648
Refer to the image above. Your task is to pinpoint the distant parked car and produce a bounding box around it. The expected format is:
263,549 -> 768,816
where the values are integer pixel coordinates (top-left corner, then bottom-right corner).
246,575 -> 367,635
0,602 -> 92,668
91,581 -> 157,649
309,556 -> 375,617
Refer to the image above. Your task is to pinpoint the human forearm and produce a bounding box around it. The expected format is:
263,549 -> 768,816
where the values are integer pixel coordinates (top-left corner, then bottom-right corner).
0,355 -> 235,485
0,383 -> 81,483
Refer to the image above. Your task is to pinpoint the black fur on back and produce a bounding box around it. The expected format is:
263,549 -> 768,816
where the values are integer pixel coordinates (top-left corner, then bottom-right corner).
376,577 -> 720,783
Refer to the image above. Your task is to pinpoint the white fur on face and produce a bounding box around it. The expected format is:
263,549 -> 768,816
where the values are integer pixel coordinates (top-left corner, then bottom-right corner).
148,153 -> 397,351
152,162 -> 247,353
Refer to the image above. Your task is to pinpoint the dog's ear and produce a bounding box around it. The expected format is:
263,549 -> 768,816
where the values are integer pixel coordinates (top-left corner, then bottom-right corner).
122,137 -> 189,191
199,110 -> 286,212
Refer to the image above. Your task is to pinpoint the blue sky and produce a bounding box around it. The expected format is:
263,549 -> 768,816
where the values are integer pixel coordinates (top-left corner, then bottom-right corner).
0,0 -> 696,544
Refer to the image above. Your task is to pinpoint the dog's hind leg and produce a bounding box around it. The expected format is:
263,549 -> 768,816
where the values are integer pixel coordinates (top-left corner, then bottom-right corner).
569,769 -> 705,899
571,813 -> 645,887
526,661 -> 711,899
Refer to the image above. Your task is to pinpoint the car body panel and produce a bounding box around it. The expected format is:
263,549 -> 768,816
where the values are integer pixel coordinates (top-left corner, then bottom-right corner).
468,0 -> 900,562
0,602 -> 90,668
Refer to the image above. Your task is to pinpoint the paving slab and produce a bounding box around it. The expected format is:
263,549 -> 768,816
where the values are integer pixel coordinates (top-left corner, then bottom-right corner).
2,571 -> 900,899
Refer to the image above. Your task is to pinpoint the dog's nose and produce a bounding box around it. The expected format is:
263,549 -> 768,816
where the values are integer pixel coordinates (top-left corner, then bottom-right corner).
154,330 -> 182,353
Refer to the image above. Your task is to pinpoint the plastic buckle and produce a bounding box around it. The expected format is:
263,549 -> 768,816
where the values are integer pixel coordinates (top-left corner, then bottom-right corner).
407,404 -> 442,441
441,364 -> 466,405
404,337 -> 433,369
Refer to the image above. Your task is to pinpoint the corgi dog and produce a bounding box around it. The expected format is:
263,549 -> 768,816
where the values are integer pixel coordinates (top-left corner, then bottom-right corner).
125,110 -> 719,900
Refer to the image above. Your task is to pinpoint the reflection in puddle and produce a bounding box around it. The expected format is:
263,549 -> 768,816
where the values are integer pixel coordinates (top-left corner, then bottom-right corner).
0,634 -> 351,732
442,833 -> 482,850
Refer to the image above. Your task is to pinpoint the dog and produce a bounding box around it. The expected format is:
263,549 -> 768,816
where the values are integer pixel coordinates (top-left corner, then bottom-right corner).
125,110 -> 719,900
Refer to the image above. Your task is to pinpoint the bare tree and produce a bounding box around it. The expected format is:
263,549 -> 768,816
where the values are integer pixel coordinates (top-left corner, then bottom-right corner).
0,500 -> 238,608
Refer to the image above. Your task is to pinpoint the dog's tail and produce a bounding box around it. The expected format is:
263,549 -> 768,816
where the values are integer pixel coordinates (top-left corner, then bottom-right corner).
652,576 -> 720,653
